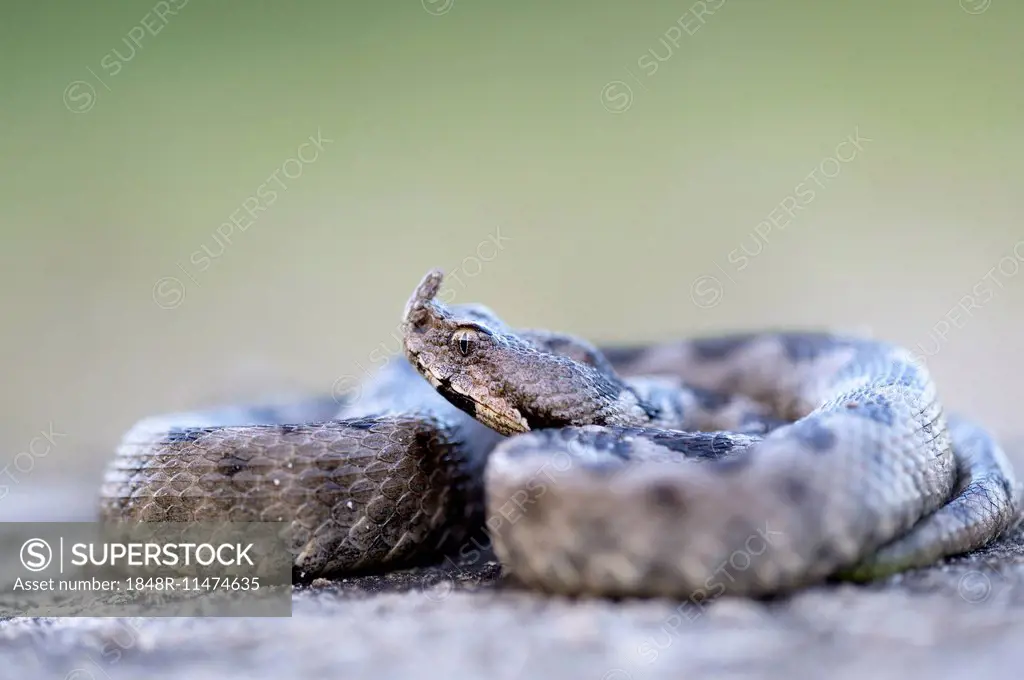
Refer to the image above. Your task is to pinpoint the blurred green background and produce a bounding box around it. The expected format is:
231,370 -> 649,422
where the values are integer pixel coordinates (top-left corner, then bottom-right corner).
1,0 -> 1022,509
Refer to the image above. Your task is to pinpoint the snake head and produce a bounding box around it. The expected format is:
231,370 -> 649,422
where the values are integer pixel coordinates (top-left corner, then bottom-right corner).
402,269 -> 527,434
402,269 -> 651,436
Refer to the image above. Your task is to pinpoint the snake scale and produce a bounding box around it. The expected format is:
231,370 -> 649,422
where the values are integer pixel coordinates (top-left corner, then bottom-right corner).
102,269 -> 1022,597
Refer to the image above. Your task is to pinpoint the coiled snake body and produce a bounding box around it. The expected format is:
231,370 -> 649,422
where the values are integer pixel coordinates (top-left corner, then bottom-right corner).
103,270 -> 1022,597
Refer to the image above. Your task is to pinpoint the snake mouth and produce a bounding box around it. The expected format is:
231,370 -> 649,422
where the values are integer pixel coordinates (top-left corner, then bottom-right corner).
471,397 -> 529,436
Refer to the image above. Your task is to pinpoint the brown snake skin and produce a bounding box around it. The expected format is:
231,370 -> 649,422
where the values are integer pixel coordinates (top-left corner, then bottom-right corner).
101,270 -> 1022,596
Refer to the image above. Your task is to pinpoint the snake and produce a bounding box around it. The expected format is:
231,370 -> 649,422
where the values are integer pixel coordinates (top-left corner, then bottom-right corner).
102,269 -> 1022,597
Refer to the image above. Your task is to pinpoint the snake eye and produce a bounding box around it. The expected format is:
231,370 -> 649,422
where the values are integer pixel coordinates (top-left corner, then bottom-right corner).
452,326 -> 489,356
452,328 -> 477,356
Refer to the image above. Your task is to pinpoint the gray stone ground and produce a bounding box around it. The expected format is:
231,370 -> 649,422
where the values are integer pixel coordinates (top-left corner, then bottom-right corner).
2,444 -> 1022,680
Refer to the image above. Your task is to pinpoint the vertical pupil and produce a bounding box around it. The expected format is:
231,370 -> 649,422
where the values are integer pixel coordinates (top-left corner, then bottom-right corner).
459,336 -> 471,355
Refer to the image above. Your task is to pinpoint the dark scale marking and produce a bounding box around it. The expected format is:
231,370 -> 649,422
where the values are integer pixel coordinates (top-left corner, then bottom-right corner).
811,542 -> 843,569
628,382 -> 672,422
780,476 -> 811,504
525,411 -> 575,432
831,345 -> 903,387
556,427 -> 578,443
1000,476 -> 1016,500
779,334 -> 848,363
219,457 -> 250,478
647,431 -> 749,460
688,386 -> 732,411
647,482 -> 687,511
592,430 -> 617,453
599,345 -> 649,367
163,427 -> 208,444
543,337 -> 572,351
345,419 -> 376,431
789,419 -> 838,453
690,335 -> 754,361
842,396 -> 896,427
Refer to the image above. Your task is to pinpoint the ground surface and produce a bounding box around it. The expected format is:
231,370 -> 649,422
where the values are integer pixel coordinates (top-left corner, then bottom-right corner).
1,446 -> 1022,680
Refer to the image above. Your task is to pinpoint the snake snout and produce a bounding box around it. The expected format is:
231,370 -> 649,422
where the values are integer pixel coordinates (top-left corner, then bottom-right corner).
404,268 -> 445,327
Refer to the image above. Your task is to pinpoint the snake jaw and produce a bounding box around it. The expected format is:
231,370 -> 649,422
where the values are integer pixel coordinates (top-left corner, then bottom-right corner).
423,361 -> 529,436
